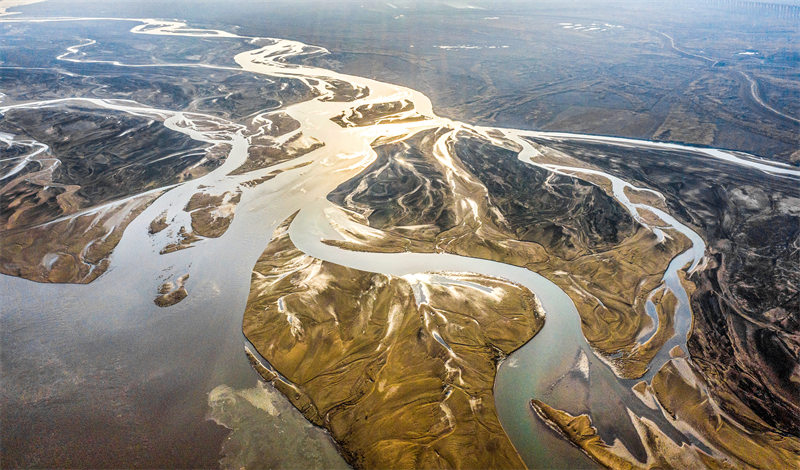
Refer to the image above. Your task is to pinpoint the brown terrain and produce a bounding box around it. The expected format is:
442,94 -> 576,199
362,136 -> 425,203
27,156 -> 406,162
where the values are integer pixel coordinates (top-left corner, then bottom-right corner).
0,105 -> 218,283
243,215 -> 544,469
325,126 -> 691,379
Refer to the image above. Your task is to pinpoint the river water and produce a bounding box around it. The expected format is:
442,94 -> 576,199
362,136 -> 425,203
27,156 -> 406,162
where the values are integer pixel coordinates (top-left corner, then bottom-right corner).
3,13 -> 797,469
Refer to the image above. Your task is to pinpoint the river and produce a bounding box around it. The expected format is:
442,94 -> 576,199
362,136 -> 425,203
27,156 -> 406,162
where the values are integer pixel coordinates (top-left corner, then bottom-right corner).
2,13 -> 797,468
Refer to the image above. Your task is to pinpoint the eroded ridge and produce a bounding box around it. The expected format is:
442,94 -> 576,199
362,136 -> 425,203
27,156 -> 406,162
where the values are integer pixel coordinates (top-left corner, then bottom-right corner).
325,125 -> 699,380
1,14 -> 798,470
243,215 -> 544,469
532,353 -> 800,470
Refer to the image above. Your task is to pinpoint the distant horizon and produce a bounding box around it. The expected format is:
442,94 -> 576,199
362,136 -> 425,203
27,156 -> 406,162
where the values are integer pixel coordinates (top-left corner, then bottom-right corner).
2,2 -> 798,469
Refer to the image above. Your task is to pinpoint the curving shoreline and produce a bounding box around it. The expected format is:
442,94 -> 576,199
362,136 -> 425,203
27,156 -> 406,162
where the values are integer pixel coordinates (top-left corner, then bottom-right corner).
2,13 -> 798,469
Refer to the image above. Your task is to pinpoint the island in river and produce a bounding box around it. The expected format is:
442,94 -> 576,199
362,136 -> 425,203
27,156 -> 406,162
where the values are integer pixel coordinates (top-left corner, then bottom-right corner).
1,1 -> 798,469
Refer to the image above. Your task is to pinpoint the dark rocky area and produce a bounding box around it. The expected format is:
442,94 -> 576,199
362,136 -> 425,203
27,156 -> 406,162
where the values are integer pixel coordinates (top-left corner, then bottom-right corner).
328,128 -> 456,230
529,137 -> 800,435
454,134 -> 638,259
0,106 -> 211,228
